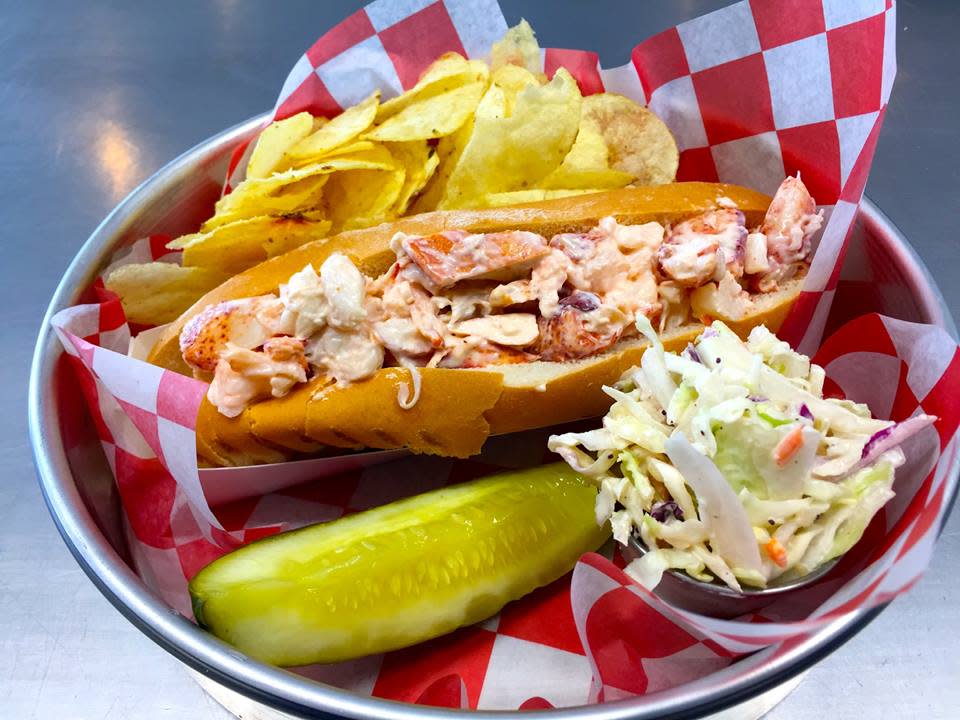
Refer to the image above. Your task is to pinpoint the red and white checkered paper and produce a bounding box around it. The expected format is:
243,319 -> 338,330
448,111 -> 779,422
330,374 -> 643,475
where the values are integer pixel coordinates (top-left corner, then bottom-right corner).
50,0 -> 960,711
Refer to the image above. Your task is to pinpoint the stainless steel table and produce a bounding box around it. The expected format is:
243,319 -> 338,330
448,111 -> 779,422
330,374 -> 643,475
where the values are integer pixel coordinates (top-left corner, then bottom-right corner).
3,1 -> 957,718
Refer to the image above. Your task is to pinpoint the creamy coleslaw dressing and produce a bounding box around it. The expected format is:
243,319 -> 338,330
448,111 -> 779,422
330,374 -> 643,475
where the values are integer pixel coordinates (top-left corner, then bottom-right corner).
549,320 -> 936,591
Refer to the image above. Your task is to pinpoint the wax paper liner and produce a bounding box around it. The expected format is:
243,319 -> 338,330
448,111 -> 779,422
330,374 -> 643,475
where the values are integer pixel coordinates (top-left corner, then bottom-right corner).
50,0 -> 959,711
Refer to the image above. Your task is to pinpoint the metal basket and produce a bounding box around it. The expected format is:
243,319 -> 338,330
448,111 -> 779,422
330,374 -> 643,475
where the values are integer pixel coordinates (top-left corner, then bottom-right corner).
29,114 -> 959,720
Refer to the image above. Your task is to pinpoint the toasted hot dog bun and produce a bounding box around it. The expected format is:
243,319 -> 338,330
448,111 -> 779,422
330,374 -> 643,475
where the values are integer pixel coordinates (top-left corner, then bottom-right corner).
149,183 -> 802,467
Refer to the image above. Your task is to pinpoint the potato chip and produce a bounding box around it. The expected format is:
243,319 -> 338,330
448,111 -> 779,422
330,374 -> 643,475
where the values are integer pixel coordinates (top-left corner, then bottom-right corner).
365,81 -> 486,142
418,152 -> 440,203
541,166 -> 635,191
315,140 -> 377,158
411,84 -> 513,214
261,212 -> 330,257
324,163 -> 405,232
246,112 -> 315,180
174,215 -> 332,273
105,262 -> 230,325
377,54 -> 488,121
539,124 -> 634,190
479,188 -> 607,208
283,140 -> 379,169
203,174 -> 328,230
492,64 -> 541,93
490,19 -> 541,74
416,55 -> 487,91
387,141 -> 440,214
440,68 -> 582,209
474,83 -> 510,120
214,146 -> 395,221
285,91 -> 380,162
490,64 -> 544,117
408,124 -> 468,215
581,93 -> 679,185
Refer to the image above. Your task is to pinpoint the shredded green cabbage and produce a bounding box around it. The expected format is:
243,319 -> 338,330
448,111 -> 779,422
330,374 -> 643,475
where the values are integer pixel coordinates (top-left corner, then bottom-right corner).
546,320 -> 924,591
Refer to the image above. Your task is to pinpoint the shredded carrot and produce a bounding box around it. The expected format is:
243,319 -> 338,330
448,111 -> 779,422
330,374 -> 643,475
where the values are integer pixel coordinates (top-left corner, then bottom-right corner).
773,425 -> 804,466
765,538 -> 788,568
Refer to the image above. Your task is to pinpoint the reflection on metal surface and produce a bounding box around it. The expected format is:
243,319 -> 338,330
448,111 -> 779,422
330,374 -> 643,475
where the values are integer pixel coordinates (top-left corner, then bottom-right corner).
215,0 -> 241,36
216,0 -> 240,15
191,668 -> 807,718
95,120 -> 140,203
703,673 -> 805,720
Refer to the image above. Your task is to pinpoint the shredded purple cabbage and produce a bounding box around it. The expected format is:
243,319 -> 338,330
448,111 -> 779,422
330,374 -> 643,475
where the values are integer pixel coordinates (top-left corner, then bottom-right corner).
846,415 -> 936,478
701,327 -> 719,339
748,395 -> 767,403
683,344 -> 702,364
799,403 -> 814,421
861,426 -> 894,459
650,500 -> 684,522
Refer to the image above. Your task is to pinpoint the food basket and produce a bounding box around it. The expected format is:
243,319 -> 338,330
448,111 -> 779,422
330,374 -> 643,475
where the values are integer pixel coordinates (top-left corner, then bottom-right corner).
30,0 -> 960,716
30,109 -> 958,719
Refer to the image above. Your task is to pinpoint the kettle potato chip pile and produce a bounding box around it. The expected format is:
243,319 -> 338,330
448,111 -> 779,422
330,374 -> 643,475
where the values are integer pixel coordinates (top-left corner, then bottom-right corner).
107,21 -> 678,324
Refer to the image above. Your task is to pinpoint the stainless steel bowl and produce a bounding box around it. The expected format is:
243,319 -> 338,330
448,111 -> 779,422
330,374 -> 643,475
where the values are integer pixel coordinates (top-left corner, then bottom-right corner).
29,113 -> 959,719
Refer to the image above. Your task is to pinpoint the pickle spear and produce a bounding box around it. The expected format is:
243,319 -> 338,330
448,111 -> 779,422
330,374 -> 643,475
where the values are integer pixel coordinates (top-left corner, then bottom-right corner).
189,463 -> 609,665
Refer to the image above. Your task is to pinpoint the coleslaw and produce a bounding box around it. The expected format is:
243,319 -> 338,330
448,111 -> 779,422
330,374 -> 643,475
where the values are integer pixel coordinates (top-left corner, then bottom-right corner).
548,319 -> 936,591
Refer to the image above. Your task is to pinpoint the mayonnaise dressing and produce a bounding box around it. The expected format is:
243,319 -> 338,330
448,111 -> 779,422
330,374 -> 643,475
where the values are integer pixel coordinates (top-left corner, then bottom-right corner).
280,265 -> 327,337
207,340 -> 307,418
396,366 -> 423,410
307,326 -> 384,384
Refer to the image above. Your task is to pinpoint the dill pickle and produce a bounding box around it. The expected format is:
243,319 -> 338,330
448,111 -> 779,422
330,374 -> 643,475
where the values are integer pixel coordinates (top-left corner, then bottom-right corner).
189,463 -> 608,665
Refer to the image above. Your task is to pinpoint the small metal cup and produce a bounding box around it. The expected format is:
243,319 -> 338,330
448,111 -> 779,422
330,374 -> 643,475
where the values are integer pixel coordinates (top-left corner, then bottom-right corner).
626,535 -> 838,618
